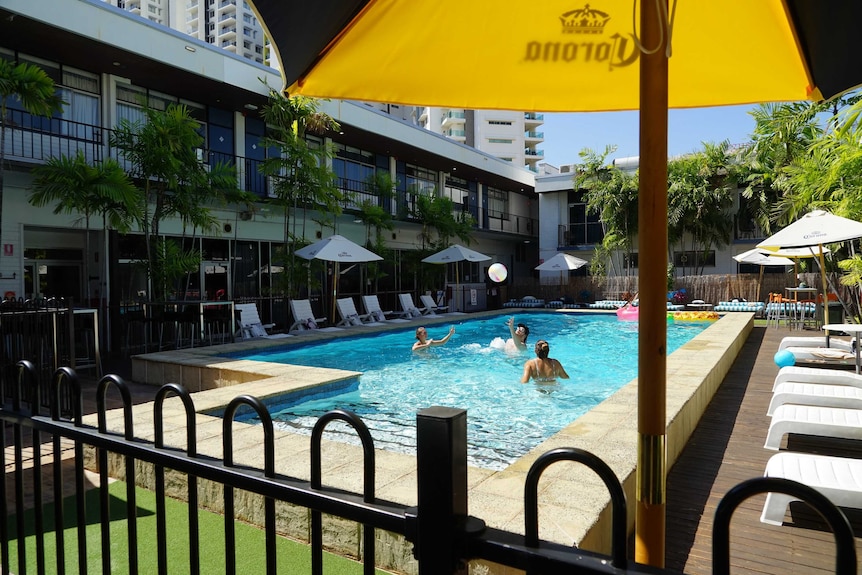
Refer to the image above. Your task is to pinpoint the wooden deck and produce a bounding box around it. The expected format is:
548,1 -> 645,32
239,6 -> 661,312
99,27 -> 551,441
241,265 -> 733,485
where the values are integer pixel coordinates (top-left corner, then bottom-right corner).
666,325 -> 862,574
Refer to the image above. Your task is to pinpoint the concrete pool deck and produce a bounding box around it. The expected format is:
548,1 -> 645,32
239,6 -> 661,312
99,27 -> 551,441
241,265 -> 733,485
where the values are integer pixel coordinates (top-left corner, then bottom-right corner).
89,310 -> 752,573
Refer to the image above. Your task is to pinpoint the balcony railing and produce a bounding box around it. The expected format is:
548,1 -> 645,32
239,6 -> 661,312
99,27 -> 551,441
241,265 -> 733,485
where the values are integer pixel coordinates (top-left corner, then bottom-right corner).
558,222 -> 605,248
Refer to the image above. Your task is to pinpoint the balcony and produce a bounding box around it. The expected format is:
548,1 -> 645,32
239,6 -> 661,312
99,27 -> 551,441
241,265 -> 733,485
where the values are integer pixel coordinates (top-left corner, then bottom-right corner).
3,110 -> 273,199
444,129 -> 466,141
525,131 -> 544,142
524,148 -> 544,157
524,112 -> 544,128
441,110 -> 466,129
557,223 -> 604,249
218,26 -> 237,40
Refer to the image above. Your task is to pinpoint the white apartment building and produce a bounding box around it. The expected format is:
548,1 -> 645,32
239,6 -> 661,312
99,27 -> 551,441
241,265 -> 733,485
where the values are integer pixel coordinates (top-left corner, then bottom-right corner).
415,107 -> 545,172
105,0 -> 266,64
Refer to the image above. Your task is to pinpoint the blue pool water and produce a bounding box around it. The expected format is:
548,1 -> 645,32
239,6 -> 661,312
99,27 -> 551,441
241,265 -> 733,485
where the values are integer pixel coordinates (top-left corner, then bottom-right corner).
229,313 -> 711,470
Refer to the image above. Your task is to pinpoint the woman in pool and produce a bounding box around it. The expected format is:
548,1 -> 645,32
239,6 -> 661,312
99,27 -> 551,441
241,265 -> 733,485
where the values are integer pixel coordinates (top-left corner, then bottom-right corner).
521,340 -> 569,383
506,316 -> 530,352
412,325 -> 456,351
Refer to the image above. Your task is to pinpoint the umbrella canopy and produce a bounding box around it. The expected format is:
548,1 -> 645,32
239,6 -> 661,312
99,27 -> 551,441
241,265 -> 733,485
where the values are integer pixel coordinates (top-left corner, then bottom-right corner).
535,252 -> 589,271
770,246 -> 830,258
732,248 -> 793,267
295,234 -> 383,263
759,211 -> 862,325
421,244 -> 491,264
535,252 -> 588,286
422,245 -> 490,312
260,1 -> 862,111
295,235 -> 382,321
251,1 -> 862,563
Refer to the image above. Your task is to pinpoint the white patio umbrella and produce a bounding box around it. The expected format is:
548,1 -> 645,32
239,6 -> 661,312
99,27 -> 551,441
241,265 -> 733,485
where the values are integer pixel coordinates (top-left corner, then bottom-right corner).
758,210 -> 862,324
295,235 -> 383,321
422,244 -> 491,312
535,253 -> 588,286
733,248 -> 793,301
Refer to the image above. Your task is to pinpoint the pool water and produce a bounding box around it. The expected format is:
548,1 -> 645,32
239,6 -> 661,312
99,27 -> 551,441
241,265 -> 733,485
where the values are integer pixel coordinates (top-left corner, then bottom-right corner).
231,313 -> 711,470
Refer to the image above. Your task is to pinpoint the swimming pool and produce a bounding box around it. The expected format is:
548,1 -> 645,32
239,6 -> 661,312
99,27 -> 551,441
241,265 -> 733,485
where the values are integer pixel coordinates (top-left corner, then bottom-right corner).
229,312 -> 711,470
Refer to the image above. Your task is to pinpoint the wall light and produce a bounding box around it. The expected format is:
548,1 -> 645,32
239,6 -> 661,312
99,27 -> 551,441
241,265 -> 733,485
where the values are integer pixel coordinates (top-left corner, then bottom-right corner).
184,45 -> 197,53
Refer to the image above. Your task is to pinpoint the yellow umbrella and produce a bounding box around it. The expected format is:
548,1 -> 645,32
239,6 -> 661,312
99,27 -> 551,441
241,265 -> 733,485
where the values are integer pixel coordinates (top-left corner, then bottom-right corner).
250,0 -> 862,564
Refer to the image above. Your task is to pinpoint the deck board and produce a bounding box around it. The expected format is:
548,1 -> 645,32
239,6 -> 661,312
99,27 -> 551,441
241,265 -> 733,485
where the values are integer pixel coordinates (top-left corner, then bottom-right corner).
665,325 -> 862,574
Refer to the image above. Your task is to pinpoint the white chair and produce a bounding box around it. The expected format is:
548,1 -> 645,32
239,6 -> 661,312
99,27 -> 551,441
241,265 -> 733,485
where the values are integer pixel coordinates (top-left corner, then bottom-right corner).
760,452 -> 862,525
768,381 -> 862,415
764,404 -> 862,450
235,303 -> 292,340
289,299 -> 341,333
398,293 -> 428,317
361,295 -> 411,323
774,365 -> 862,389
420,294 -> 450,315
335,297 -> 382,327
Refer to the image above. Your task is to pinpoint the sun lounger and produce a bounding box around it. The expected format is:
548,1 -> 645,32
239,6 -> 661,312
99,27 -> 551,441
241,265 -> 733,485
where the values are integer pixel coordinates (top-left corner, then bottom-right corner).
764,404 -> 862,450
760,452 -> 862,525
774,366 -> 862,389
235,303 -> 292,339
361,295 -> 411,323
336,297 -> 383,327
420,294 -> 451,315
289,299 -> 342,333
399,293 -> 427,317
778,336 -> 853,353
768,382 -> 862,415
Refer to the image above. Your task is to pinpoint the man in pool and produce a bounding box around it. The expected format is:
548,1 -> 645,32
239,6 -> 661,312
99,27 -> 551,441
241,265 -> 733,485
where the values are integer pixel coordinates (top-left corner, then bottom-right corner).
412,325 -> 456,351
506,316 -> 530,352
521,340 -> 569,383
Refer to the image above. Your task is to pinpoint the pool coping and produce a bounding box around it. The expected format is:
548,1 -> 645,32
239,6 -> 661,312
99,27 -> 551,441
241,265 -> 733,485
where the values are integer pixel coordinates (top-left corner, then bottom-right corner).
94,310 -> 752,572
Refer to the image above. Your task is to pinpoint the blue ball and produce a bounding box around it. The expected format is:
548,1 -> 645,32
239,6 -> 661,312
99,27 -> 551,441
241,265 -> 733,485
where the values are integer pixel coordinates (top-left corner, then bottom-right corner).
774,350 -> 796,368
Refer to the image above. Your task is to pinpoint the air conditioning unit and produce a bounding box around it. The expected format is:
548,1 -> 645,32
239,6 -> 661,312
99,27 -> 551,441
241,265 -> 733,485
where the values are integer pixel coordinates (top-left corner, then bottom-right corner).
239,211 -> 253,221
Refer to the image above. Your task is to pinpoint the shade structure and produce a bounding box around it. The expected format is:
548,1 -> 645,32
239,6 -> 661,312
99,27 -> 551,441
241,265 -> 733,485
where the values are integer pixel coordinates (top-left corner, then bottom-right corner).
535,252 -> 588,286
250,0 -> 862,564
295,234 -> 382,320
733,248 -> 793,301
422,245 -> 490,311
758,211 -> 862,326
732,248 -> 793,267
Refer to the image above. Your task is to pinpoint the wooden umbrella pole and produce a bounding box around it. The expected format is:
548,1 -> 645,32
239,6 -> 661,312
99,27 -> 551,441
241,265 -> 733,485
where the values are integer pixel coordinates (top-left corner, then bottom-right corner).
635,0 -> 668,566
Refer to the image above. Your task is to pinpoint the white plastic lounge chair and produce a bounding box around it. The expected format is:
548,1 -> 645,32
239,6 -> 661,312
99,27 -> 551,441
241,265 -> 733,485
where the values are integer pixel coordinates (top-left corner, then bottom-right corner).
336,297 -> 382,327
778,336 -> 853,353
289,299 -> 342,333
399,293 -> 428,318
774,365 -> 862,389
361,295 -> 411,323
764,404 -> 862,450
760,452 -> 862,525
235,303 -> 291,340
420,294 -> 450,315
768,382 -> 862,415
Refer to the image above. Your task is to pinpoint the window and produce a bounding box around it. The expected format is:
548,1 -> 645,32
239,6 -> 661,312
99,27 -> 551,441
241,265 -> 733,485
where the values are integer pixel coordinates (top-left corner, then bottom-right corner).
443,175 -> 469,210
488,138 -> 514,144
488,120 -> 513,126
673,250 -> 716,268
566,190 -> 603,245
487,188 -> 508,220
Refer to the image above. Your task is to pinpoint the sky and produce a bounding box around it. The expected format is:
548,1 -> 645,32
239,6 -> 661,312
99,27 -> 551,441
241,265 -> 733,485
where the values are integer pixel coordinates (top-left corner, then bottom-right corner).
540,104 -> 761,168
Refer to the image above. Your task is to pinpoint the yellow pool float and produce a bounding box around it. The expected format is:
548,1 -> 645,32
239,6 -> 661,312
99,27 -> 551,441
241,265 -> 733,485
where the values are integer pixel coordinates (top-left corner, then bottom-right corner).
669,311 -> 720,321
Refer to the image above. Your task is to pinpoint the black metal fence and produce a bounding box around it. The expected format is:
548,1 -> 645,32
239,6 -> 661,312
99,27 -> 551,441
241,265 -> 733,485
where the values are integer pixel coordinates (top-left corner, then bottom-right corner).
1,363 -> 857,575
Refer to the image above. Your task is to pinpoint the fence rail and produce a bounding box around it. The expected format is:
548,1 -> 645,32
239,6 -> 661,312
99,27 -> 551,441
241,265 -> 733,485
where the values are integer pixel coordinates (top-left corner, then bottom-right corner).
1,363 -> 856,574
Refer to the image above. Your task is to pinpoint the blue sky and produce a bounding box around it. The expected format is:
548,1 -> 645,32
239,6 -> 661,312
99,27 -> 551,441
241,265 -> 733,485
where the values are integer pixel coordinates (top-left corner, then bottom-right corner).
540,104 -> 760,168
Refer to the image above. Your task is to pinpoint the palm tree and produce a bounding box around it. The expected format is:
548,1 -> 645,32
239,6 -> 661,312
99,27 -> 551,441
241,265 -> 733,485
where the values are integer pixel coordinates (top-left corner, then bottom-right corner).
30,152 -> 140,303
0,59 -> 64,246
259,85 -> 340,297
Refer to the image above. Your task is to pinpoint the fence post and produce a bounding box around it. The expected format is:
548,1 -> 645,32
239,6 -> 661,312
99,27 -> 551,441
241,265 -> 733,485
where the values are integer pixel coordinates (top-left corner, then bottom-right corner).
414,406 -> 469,575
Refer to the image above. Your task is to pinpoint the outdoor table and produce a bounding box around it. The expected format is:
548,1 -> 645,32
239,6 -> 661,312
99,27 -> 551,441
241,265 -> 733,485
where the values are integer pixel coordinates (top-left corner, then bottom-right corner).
822,323 -> 862,374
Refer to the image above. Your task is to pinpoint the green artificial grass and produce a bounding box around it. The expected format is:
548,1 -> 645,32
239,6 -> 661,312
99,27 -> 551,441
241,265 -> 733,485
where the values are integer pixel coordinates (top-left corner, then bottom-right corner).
5,481 -> 392,574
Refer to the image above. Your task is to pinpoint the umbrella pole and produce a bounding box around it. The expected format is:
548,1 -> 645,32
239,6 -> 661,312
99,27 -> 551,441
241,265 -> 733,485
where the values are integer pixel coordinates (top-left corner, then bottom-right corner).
818,245 -> 829,328
332,262 -> 339,324
757,266 -> 763,302
635,1 -> 668,566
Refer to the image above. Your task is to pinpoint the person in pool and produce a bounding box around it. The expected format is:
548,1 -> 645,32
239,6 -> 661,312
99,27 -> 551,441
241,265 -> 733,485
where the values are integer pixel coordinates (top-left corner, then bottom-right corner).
506,316 -> 530,352
521,340 -> 569,383
412,325 -> 456,351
